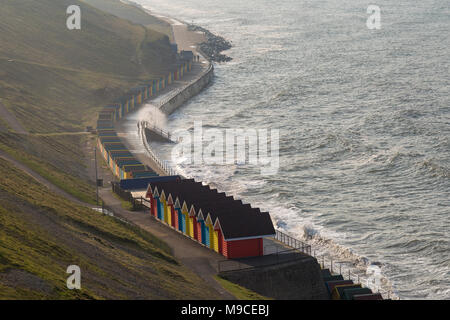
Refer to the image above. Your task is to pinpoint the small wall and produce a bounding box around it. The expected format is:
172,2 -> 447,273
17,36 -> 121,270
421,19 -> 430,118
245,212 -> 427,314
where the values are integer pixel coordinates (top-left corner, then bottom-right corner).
160,65 -> 214,115
219,257 -> 329,300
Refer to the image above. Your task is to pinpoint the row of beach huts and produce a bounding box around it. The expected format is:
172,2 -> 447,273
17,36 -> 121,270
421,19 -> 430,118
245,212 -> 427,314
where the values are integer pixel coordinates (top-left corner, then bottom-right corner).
96,58 -> 193,180
141,178 -> 276,259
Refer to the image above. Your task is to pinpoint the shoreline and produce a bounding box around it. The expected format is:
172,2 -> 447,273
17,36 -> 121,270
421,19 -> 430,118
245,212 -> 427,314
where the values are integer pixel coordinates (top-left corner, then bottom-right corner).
114,4 -> 399,300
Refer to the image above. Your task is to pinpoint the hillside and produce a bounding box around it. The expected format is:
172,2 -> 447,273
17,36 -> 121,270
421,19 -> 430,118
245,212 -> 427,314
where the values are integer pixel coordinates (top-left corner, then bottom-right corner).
0,0 -> 222,299
0,0 -> 175,133
0,0 -> 176,210
81,0 -> 174,41
0,158 -> 220,299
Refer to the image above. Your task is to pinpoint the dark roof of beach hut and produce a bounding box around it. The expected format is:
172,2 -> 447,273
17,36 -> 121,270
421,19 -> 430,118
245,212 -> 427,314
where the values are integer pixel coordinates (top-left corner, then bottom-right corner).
147,179 -> 276,240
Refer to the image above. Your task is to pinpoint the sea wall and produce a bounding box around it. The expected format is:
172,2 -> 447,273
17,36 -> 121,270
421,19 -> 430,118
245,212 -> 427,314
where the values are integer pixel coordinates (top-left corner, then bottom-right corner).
160,63 -> 214,115
219,256 -> 328,300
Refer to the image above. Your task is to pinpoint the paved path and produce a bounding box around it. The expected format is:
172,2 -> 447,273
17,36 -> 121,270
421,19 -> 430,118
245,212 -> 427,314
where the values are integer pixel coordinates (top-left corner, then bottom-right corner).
0,99 -> 28,134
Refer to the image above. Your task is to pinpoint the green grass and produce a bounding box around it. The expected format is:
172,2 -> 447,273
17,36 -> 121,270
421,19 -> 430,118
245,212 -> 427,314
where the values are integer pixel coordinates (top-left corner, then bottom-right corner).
214,276 -> 272,300
0,0 -> 222,300
0,0 -> 176,133
0,158 -> 220,299
81,0 -> 174,41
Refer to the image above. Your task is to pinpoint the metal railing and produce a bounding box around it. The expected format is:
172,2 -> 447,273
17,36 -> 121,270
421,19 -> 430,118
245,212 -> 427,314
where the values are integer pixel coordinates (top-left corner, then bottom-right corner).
152,62 -> 214,109
135,63 -> 214,178
140,120 -> 178,143
274,228 -> 395,300
137,196 -> 151,209
275,229 -> 312,255
316,253 -> 394,300
138,124 -> 175,176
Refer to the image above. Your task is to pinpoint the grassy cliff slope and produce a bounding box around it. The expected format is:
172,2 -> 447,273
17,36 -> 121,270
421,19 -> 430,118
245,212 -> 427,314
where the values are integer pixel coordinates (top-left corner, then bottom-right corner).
0,0 -> 175,133
81,0 -> 173,40
0,0 -> 176,205
0,0 -> 222,299
0,158 -> 220,299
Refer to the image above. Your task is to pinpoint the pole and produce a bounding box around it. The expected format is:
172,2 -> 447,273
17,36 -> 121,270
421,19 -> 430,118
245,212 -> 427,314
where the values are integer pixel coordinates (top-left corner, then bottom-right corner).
94,146 -> 99,206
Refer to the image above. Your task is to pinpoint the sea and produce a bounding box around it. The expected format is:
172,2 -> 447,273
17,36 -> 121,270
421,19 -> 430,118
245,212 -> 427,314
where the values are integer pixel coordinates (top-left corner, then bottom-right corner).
134,0 -> 449,299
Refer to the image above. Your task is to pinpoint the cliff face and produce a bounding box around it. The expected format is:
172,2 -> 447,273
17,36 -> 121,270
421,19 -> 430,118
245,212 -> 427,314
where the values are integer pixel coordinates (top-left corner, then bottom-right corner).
0,0 -> 176,133
219,256 -> 329,300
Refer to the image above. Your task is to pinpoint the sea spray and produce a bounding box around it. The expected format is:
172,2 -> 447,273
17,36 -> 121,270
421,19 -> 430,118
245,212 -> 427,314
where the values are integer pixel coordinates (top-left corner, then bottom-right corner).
143,105 -> 167,128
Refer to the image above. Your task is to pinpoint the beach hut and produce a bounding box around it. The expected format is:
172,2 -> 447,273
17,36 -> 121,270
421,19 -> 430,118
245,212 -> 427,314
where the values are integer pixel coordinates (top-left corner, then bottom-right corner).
342,288 -> 373,300
174,198 -> 184,233
189,206 -> 197,239
153,187 -> 163,221
152,80 -> 157,96
167,194 -> 177,229
118,98 -> 128,117
213,219 -> 223,253
160,191 -> 170,225
353,293 -> 383,300
199,210 -> 207,246
146,186 -> 158,217
103,105 -> 121,122
205,214 -> 215,250
195,209 -> 204,243
331,284 -> 362,300
325,280 -> 354,297
145,84 -> 151,99
204,223 -> 210,247
181,201 -> 190,236
133,171 -> 159,179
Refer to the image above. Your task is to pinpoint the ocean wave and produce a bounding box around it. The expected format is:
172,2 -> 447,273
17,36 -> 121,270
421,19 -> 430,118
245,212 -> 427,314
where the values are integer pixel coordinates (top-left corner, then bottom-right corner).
418,159 -> 450,178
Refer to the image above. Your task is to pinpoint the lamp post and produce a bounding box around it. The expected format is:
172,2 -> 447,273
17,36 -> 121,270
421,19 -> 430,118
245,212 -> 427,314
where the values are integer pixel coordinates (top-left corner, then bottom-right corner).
94,146 -> 99,206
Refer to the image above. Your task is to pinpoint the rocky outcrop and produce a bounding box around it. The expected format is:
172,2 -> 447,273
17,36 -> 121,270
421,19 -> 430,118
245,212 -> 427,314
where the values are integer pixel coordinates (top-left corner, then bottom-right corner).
188,24 -> 233,62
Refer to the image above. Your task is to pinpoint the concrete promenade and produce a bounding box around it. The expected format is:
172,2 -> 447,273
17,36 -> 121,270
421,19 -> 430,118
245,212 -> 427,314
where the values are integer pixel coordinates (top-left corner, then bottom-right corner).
115,15 -> 211,176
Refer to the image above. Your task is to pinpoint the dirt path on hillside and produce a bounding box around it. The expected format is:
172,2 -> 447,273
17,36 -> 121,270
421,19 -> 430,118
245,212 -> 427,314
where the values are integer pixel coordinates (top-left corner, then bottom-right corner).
0,150 -> 87,207
0,99 -> 28,135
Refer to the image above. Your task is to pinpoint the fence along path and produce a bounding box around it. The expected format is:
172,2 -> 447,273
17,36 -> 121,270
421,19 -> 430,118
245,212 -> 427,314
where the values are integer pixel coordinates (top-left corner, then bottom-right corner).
273,229 -> 395,299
